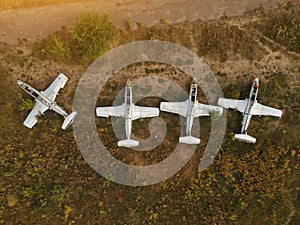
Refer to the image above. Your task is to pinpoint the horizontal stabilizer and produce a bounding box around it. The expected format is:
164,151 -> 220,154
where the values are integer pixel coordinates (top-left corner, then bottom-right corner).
118,139 -> 139,147
234,134 -> 256,143
179,136 -> 200,145
62,111 -> 78,130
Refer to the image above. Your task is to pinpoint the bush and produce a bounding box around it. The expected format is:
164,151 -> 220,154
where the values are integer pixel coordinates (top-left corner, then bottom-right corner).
125,19 -> 132,30
47,34 -> 70,61
21,98 -> 35,111
69,13 -> 117,61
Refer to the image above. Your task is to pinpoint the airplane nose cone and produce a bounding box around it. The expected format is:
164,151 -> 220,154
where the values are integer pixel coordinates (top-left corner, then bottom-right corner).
17,80 -> 22,86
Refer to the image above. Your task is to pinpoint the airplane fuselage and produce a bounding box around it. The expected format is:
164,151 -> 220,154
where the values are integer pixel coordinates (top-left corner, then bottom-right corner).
185,81 -> 198,136
17,80 -> 68,117
124,81 -> 133,139
240,78 -> 259,134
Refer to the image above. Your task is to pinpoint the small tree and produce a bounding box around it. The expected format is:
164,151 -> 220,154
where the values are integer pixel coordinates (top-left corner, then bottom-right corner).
70,13 -> 117,61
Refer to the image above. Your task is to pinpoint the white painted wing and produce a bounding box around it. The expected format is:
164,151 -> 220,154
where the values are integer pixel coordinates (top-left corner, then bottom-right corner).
252,103 -> 282,117
160,101 -> 188,117
42,74 -> 68,101
96,104 -> 125,117
132,105 -> 159,120
194,103 -> 223,117
23,101 -> 48,128
217,98 -> 247,113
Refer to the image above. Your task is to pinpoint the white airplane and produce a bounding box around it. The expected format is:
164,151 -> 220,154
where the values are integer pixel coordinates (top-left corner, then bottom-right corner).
96,80 -> 159,147
160,78 -> 223,145
218,77 -> 282,143
17,73 -> 77,130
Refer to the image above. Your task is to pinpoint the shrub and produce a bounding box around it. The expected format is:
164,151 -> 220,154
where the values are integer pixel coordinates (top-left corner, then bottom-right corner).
125,19 -> 132,30
47,34 -> 70,61
69,13 -> 117,61
21,98 -> 35,111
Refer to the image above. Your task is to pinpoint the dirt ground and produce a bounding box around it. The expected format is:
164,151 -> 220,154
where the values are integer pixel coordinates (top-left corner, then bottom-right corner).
0,0 -> 285,44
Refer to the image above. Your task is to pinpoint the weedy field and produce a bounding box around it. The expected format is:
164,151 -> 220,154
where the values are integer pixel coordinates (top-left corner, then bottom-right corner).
0,1 -> 299,224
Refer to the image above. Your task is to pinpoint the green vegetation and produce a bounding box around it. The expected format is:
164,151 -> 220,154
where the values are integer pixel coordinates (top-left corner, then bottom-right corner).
210,109 -> 222,121
51,186 -> 66,202
40,13 -> 117,62
46,34 -> 70,61
136,21 -> 143,29
125,18 -> 132,30
20,98 -> 35,111
70,13 -> 117,61
23,187 -> 39,198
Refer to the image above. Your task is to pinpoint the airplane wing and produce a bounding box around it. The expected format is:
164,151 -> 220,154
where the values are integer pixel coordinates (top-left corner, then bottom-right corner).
160,101 -> 188,117
194,103 -> 223,117
252,103 -> 282,117
42,74 -> 68,101
23,101 -> 48,128
96,104 -> 125,117
131,105 -> 159,120
217,98 -> 247,113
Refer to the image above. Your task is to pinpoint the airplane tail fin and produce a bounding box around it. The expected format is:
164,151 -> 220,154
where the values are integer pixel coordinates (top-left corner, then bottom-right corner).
62,111 -> 78,130
179,136 -> 200,145
234,133 -> 256,143
118,139 -> 139,147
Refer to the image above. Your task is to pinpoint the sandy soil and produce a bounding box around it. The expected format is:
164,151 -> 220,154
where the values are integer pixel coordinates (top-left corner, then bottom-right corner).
0,0 -> 285,44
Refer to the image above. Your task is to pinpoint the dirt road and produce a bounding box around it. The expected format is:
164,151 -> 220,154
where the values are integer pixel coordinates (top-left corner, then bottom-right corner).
0,0 -> 285,44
